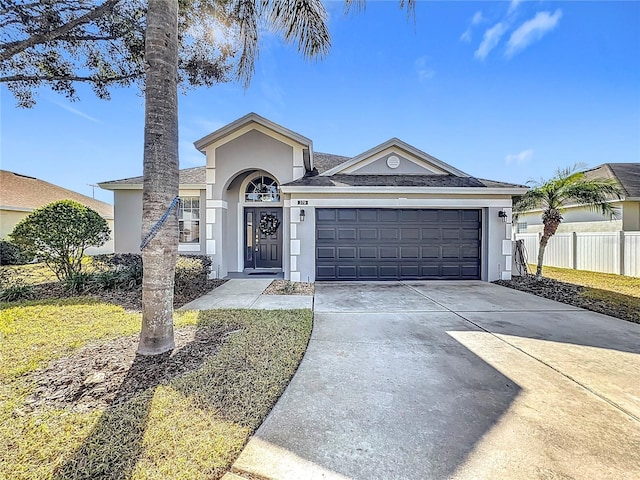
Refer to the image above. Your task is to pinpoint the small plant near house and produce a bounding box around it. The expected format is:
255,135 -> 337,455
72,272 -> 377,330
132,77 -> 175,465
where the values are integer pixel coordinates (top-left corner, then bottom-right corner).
9,200 -> 110,281
0,268 -> 34,302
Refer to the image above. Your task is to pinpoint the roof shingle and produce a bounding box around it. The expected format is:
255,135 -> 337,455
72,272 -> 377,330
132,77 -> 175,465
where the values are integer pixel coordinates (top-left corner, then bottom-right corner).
1,170 -> 113,218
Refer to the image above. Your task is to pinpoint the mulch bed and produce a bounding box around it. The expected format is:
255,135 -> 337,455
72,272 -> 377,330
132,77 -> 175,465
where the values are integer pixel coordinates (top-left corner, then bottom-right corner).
23,279 -> 227,311
494,275 -> 637,323
262,280 -> 314,296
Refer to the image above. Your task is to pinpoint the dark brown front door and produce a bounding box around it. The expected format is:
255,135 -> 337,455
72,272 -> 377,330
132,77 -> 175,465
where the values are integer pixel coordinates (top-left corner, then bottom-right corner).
244,207 -> 283,269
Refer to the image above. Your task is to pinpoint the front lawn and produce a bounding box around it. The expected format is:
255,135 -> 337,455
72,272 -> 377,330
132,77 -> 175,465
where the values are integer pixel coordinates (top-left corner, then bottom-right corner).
496,266 -> 640,324
534,265 -> 640,298
0,300 -> 312,479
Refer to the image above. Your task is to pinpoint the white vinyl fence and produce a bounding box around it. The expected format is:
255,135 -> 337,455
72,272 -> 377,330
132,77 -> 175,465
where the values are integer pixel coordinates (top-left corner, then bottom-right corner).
516,231 -> 640,278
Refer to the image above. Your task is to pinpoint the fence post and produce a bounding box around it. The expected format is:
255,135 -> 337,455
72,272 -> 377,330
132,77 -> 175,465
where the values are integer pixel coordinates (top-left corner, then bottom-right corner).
572,232 -> 578,270
619,231 -> 625,276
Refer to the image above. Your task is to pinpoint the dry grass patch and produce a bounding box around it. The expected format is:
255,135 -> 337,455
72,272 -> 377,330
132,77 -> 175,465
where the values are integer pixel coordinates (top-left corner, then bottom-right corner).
263,280 -> 314,295
0,302 -> 312,479
535,265 -> 640,298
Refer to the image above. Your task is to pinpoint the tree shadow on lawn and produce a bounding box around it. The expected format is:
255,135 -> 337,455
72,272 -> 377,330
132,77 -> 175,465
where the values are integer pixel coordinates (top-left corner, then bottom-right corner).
53,320 -> 240,480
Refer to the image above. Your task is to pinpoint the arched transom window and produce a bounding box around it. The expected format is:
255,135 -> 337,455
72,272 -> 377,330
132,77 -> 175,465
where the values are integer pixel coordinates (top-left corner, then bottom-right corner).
245,175 -> 280,203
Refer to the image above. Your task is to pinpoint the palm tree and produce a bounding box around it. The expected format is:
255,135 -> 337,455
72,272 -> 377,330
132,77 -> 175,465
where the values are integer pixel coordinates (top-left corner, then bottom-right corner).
138,0 -> 365,355
513,165 -> 622,279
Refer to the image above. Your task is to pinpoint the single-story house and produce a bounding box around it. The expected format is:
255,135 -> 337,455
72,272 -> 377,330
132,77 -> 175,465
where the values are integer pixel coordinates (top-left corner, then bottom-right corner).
1,170 -> 114,254
99,113 -> 528,282
515,163 -> 640,234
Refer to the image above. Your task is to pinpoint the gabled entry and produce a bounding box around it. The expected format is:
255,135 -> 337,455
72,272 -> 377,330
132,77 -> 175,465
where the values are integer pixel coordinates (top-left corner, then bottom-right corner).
244,207 -> 283,269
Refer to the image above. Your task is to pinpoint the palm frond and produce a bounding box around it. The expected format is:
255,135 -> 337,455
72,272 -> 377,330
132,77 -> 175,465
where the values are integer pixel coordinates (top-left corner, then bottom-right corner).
563,178 -> 622,219
264,0 -> 331,60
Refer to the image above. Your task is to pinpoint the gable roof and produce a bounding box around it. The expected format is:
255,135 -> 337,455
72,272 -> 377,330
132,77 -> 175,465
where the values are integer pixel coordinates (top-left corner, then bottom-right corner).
193,112 -> 313,152
0,170 -> 113,219
584,163 -> 640,199
321,138 -> 470,177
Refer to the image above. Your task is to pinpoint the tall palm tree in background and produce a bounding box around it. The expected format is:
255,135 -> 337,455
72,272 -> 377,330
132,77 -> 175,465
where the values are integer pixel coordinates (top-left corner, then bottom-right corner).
513,165 -> 622,279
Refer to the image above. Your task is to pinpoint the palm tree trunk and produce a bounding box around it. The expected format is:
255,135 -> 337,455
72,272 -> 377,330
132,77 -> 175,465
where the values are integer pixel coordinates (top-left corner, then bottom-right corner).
138,0 -> 179,355
536,234 -> 550,278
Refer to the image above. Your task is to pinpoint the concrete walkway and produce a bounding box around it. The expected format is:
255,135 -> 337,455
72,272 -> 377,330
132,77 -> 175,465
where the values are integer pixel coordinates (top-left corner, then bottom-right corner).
228,281 -> 640,480
179,278 -> 313,310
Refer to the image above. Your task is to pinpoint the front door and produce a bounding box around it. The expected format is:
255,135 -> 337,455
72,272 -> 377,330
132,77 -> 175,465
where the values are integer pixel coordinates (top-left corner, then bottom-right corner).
244,207 -> 283,269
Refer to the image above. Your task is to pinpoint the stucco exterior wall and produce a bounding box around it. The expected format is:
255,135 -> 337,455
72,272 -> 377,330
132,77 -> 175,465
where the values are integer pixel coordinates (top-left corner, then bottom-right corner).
201,127 -> 305,277
0,209 -> 28,239
351,153 -> 441,175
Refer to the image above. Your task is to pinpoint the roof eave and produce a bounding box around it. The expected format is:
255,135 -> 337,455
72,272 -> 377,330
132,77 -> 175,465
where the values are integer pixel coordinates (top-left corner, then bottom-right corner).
280,186 -> 529,195
99,183 -> 205,191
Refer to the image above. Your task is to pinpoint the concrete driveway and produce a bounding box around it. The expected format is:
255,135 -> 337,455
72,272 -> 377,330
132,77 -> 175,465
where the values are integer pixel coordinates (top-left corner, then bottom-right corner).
230,281 -> 640,480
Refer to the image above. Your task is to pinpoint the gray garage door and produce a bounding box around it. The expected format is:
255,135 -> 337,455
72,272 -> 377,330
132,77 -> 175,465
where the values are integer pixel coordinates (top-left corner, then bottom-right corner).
315,208 -> 481,281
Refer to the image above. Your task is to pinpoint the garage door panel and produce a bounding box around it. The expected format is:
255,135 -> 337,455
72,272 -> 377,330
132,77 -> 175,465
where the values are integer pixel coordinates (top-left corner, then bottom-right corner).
358,210 -> 378,222
400,246 -> 420,259
359,228 -> 378,240
316,246 -> 336,259
316,228 -> 336,240
380,246 -> 399,258
338,228 -> 357,240
338,209 -> 357,221
359,246 -> 378,258
316,208 -> 481,280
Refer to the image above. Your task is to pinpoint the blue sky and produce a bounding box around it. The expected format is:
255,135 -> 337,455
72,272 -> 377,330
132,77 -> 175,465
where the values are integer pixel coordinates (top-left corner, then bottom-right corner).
2,0 -> 639,204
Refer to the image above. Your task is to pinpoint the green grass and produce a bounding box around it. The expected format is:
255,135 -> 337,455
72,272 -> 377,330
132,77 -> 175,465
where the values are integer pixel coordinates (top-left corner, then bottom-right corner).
0,262 -> 58,286
535,265 -> 640,323
537,265 -> 640,298
0,300 -> 312,479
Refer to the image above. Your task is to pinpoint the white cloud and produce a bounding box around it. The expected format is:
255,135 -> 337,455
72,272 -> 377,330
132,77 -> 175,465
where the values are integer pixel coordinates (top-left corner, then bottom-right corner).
472,11 -> 485,25
505,149 -> 534,165
508,0 -> 524,15
414,56 -> 435,81
460,11 -> 484,43
474,22 -> 508,60
506,9 -> 563,58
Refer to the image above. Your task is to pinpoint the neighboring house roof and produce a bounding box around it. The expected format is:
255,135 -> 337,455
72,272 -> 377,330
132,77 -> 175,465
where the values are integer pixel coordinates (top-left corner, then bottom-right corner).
0,170 -> 114,219
584,163 -> 640,199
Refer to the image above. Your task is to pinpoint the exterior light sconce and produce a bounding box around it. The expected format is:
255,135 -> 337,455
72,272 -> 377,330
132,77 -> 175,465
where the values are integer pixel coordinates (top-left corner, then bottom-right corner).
498,210 -> 508,222
300,209 -> 306,222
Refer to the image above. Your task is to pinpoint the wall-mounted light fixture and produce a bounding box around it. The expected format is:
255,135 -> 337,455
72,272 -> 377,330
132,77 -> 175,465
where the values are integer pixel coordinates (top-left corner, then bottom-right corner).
498,210 -> 508,222
300,209 -> 306,222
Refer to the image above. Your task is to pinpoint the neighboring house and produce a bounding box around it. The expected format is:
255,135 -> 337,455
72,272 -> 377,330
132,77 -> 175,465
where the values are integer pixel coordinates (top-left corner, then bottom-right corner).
100,113 -> 527,282
0,170 -> 115,254
515,163 -> 640,234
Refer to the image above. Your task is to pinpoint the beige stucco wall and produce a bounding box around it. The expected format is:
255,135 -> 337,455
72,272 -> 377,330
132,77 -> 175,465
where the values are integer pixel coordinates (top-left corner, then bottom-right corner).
0,209 -> 27,239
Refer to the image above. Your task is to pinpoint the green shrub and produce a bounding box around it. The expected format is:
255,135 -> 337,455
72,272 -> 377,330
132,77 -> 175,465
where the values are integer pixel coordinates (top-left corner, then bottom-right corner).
174,255 -> 212,296
9,200 -> 110,281
64,271 -> 96,293
0,240 -> 33,266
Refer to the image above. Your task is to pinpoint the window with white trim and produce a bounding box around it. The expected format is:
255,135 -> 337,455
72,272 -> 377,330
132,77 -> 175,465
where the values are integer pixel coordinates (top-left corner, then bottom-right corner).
516,222 -> 527,233
179,196 -> 200,243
